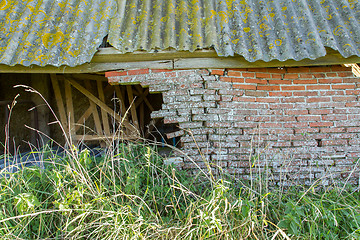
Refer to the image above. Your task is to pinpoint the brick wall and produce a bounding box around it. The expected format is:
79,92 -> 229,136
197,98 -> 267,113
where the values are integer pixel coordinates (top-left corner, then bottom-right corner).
106,66 -> 360,186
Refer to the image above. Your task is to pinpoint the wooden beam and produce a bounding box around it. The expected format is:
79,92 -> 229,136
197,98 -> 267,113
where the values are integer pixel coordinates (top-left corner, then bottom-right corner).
126,85 -> 140,131
50,74 -> 68,131
114,86 -> 126,116
64,77 -> 75,136
97,80 -> 111,135
84,80 -> 103,134
71,74 -> 107,81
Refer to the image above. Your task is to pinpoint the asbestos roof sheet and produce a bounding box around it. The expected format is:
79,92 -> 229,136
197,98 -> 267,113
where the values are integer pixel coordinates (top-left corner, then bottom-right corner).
109,0 -> 360,62
0,0 -> 116,67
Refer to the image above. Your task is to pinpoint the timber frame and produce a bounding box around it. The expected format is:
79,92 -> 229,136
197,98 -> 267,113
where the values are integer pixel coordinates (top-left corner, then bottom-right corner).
1,47 -> 360,73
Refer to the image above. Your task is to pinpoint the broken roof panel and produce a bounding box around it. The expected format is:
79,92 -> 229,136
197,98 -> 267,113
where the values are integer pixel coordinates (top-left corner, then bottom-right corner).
109,0 -> 360,62
0,0 -> 116,67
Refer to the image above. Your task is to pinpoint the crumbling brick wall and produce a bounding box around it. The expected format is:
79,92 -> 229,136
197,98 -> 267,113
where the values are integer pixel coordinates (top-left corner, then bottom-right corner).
106,66 -> 360,185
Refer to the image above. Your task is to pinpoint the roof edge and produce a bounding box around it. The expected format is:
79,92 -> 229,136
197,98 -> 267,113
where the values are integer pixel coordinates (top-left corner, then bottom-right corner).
1,48 -> 360,73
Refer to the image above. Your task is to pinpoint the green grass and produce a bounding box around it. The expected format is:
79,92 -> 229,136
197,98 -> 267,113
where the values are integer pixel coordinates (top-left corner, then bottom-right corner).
0,143 -> 359,239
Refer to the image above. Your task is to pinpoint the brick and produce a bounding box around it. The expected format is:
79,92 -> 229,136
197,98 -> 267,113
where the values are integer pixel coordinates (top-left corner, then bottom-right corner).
246,78 -> 268,84
319,90 -> 345,96
203,94 -> 221,101
210,69 -> 225,75
293,79 -> 317,84
205,122 -> 231,127
283,122 -> 308,128
227,70 -> 242,77
299,73 -> 314,79
245,90 -> 267,97
318,78 -> 342,83
257,85 -> 280,91
332,96 -> 357,102
128,69 -> 149,75
322,140 -> 348,146
192,114 -> 219,121
281,86 -> 305,91
320,128 -> 345,133
233,84 -> 256,90
269,91 -> 292,96
343,77 -> 360,83
293,91 -> 317,96
221,95 -> 233,101
285,110 -> 308,115
179,122 -> 203,129
166,130 -> 185,139
281,97 -> 305,103
242,72 -> 255,78
256,73 -> 271,78
283,73 -> 299,79
105,71 -> 127,77
268,79 -> 291,84
219,76 -> 233,82
271,74 -> 283,79
177,70 -> 196,77
189,89 -> 215,95
347,127 -> 360,132
313,73 -> 326,78
207,81 -> 231,89
306,97 -> 331,103
256,97 -> 279,103
337,72 -> 354,77
232,77 -> 245,83
308,109 -> 332,115
346,90 -> 360,95
295,128 -> 319,133
346,102 -> 360,107
332,84 -> 356,89
233,96 -> 256,102
309,122 -> 333,127
151,110 -> 176,118
306,85 -> 331,90
164,116 -> 190,124
165,72 -> 177,77
297,116 -> 321,121
219,89 -> 244,95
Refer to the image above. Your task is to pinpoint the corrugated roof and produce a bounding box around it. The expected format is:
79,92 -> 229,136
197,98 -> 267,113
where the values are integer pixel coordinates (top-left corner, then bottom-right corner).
109,0 -> 360,62
0,0 -> 116,67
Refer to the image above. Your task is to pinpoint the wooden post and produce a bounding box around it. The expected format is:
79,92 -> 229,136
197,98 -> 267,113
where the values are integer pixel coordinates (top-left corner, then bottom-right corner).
31,74 -> 51,145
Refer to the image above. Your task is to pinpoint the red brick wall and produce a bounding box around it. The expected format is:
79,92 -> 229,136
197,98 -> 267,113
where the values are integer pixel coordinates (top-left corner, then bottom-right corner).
106,66 -> 360,186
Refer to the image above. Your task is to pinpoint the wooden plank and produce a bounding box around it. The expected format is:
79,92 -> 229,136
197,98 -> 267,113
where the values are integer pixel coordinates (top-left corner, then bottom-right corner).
85,80 -> 103,134
126,85 -> 140,131
97,80 -> 111,135
64,77 -> 75,136
67,78 -> 138,133
50,74 -> 68,131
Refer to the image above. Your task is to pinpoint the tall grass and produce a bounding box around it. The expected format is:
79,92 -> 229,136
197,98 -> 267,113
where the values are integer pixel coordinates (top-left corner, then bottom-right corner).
0,141 -> 359,239
1,85 -> 359,239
